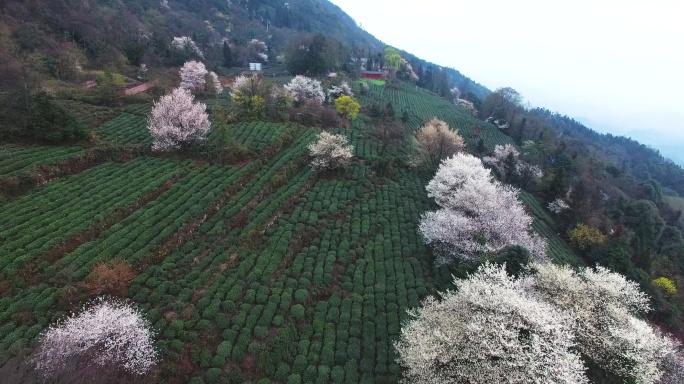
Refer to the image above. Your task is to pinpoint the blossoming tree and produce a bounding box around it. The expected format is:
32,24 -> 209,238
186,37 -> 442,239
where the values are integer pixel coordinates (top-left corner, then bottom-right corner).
179,60 -> 207,92
412,118 -> 465,170
147,87 -> 211,150
207,71 -> 223,96
171,36 -> 204,59
395,263 -> 588,384
247,39 -> 269,63
308,131 -> 354,171
284,75 -> 325,105
326,81 -> 353,102
483,144 -> 543,179
419,153 -> 547,265
530,263 -> 675,383
397,262 -> 678,383
33,299 -> 157,378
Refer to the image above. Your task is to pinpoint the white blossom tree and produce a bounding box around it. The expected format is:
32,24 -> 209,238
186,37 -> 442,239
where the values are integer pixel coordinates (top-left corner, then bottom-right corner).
207,71 -> 223,96
172,36 -> 204,59
457,98 -> 477,116
419,153 -> 547,265
326,81 -> 353,102
411,118 -> 465,170
33,299 -> 157,378
659,348 -> 684,384
285,75 -> 325,105
529,263 -> 675,383
308,131 -> 354,171
399,58 -> 419,82
450,86 -> 461,102
483,144 -> 543,182
148,87 -> 211,150
548,198 -> 570,214
246,39 -> 269,63
395,263 -> 588,384
179,60 -> 207,92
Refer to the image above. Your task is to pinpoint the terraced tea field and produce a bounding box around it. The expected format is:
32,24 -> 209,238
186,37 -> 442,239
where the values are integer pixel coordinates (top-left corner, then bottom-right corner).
0,86 -> 576,383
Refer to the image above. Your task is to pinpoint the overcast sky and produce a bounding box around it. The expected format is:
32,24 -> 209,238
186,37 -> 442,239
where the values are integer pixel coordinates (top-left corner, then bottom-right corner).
329,0 -> 684,161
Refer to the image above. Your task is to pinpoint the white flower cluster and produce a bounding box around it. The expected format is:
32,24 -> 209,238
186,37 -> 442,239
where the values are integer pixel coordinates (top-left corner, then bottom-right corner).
457,98 -> 477,116
284,75 -> 325,104
401,58 -> 419,82
326,81 -> 353,102
148,88 -> 211,150
249,39 -> 269,62
419,153 -> 548,264
179,60 -> 207,91
483,144 -> 543,180
530,263 -> 674,383
548,198 -> 570,214
308,132 -> 354,171
398,262 -> 679,383
450,86 -> 461,101
395,263 -> 588,384
171,36 -> 204,59
33,299 -> 157,377
208,71 -> 223,96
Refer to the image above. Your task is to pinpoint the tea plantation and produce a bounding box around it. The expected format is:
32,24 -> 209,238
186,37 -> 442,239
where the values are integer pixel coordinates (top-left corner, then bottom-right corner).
0,82 -> 577,383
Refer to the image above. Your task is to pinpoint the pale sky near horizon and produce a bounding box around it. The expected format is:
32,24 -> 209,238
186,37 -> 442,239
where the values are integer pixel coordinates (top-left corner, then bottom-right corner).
329,0 -> 684,157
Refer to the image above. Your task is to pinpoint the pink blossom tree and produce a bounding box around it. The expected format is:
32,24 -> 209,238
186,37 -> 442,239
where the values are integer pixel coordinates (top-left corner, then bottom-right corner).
33,299 -> 157,379
147,87 -> 211,150
284,75 -> 325,105
395,263 -> 588,384
179,60 -> 207,92
419,153 -> 547,265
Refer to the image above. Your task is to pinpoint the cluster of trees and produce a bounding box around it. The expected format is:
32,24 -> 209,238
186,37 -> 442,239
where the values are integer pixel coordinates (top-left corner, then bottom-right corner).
228,74 -> 360,127
474,86 -> 684,329
396,263 -> 683,383
419,153 -> 547,265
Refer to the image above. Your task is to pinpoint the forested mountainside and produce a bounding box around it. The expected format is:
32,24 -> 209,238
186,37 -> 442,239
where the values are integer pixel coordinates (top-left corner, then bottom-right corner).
1,0 -> 684,383
530,108 -> 684,197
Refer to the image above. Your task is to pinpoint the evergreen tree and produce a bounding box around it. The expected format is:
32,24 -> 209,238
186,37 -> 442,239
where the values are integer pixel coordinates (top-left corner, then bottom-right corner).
222,42 -> 232,67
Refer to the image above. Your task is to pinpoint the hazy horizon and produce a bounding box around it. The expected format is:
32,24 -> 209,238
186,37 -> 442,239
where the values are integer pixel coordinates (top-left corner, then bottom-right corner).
329,0 -> 684,165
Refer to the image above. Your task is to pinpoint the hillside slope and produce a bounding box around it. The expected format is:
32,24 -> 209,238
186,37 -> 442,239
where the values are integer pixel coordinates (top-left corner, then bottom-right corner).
0,76 -> 582,382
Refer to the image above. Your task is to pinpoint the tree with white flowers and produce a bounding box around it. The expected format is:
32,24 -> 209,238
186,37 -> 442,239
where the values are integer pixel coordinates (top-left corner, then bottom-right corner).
450,86 -> 461,102
659,348 -> 684,384
308,131 -> 354,171
207,71 -> 223,96
285,75 -> 325,105
147,87 -> 211,150
172,36 -> 204,59
246,39 -> 269,63
529,263 -> 675,383
549,198 -> 570,214
179,60 -> 207,92
419,153 -> 547,265
483,144 -> 543,183
395,263 -> 588,384
33,299 -> 157,379
326,81 -> 353,102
